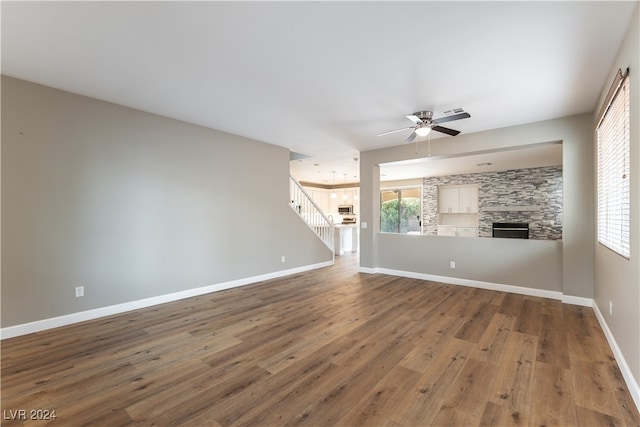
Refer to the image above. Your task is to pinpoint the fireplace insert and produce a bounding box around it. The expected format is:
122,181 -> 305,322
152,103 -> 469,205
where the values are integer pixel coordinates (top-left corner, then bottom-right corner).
492,222 -> 529,239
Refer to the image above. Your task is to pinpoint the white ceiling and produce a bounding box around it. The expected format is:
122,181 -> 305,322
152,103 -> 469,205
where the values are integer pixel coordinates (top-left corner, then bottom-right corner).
380,141 -> 563,182
2,1 -> 636,184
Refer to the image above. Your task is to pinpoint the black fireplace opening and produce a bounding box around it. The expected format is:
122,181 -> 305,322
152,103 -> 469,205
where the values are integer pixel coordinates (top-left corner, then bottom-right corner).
492,222 -> 529,239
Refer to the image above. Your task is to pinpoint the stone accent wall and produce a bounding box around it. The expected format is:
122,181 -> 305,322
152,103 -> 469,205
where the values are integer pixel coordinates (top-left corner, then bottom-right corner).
422,166 -> 563,240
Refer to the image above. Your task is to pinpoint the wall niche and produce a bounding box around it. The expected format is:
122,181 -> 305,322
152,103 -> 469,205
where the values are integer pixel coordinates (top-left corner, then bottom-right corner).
422,166 -> 563,240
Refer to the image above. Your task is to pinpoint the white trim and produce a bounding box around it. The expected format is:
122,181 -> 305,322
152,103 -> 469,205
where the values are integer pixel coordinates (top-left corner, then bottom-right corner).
0,261 -> 333,340
592,301 -> 640,412
361,267 -> 595,307
561,294 -> 594,307
374,267 -> 565,301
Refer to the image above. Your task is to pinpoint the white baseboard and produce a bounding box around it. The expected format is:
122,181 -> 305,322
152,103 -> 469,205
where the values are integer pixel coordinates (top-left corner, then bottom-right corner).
561,294 -> 594,307
362,267 -> 597,307
0,260 -> 334,340
358,266 -> 377,274
371,267 -> 569,303
592,301 -> 640,412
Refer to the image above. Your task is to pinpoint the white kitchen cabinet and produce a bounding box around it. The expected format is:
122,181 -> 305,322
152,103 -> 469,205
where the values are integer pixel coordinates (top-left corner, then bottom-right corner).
438,185 -> 478,213
437,225 -> 458,236
437,225 -> 477,237
334,225 -> 358,255
458,186 -> 478,213
301,187 -> 341,215
312,189 -> 330,213
456,227 -> 478,237
439,187 -> 460,213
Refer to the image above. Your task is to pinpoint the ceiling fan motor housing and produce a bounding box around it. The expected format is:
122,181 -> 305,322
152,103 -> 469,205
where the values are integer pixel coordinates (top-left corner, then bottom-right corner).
413,111 -> 434,122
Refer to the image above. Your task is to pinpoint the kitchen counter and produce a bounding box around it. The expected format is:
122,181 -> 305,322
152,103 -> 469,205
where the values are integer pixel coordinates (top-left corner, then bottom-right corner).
334,223 -> 358,254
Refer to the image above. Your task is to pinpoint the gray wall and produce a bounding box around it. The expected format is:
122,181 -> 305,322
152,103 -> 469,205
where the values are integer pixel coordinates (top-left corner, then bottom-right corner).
1,76 -> 332,328
360,113 -> 593,298
378,234 -> 562,292
593,5 -> 639,389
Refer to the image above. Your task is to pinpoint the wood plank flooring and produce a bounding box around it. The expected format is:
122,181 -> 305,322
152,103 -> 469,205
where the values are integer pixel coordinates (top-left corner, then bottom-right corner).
2,253 -> 639,426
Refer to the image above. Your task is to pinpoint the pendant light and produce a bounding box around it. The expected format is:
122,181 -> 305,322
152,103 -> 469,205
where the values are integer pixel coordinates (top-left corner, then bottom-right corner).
353,175 -> 359,201
330,171 -> 337,199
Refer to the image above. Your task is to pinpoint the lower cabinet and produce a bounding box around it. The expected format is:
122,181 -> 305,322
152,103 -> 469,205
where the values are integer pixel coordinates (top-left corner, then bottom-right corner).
437,226 -> 477,237
437,226 -> 457,236
456,227 -> 477,237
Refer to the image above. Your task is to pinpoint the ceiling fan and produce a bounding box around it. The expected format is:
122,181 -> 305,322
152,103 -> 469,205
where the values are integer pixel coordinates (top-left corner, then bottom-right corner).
378,110 -> 471,144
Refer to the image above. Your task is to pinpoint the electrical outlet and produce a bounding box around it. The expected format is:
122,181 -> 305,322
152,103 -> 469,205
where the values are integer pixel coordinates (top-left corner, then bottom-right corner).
281,255 -> 286,263
450,261 -> 456,269
361,222 -> 368,229
75,286 -> 84,298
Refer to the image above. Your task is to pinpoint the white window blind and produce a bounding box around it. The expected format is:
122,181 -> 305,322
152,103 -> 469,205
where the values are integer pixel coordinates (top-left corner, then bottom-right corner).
597,69 -> 630,258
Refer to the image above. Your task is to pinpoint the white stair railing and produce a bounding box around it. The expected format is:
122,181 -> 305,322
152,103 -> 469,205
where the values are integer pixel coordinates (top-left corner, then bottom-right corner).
289,176 -> 334,252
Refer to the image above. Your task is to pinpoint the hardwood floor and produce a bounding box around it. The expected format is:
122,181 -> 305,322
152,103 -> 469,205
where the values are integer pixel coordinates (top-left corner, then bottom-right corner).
2,253 -> 638,426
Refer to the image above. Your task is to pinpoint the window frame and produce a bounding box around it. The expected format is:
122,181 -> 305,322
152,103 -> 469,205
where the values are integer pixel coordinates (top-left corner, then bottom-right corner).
380,186 -> 422,234
596,68 -> 630,259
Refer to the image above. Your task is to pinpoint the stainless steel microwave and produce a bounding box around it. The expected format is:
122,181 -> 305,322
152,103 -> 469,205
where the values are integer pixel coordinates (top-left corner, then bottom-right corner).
338,205 -> 354,215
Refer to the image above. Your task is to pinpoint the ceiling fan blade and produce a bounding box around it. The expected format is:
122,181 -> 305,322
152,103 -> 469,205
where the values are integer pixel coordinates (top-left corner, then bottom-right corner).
432,112 -> 470,125
432,125 -> 460,136
404,131 -> 417,144
377,126 -> 415,137
406,115 -> 421,124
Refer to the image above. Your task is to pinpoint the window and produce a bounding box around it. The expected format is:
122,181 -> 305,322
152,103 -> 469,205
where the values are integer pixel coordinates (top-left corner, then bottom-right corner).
380,187 -> 421,234
597,69 -> 630,258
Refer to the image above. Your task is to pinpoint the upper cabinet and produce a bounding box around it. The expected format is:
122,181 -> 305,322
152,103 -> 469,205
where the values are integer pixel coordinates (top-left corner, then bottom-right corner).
439,185 -> 478,213
439,187 -> 459,213
458,186 -> 479,213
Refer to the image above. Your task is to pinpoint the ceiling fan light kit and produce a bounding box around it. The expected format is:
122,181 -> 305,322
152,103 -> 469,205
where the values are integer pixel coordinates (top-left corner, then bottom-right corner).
379,109 -> 471,143
414,126 -> 432,137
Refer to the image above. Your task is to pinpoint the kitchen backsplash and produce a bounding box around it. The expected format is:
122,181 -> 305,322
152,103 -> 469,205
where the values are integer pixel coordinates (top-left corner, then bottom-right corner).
422,166 -> 563,240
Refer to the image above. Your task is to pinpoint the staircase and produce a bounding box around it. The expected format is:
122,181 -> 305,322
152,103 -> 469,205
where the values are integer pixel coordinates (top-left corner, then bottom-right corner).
289,176 -> 334,253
